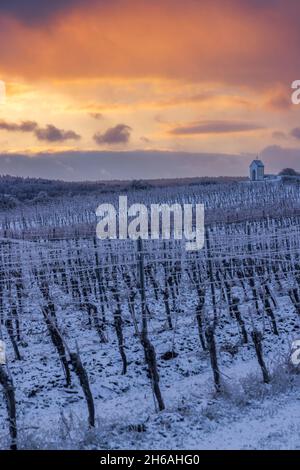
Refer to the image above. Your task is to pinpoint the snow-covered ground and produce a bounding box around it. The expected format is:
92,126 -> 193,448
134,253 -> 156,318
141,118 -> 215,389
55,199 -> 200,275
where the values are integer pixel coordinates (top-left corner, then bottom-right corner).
1,180 -> 300,450
0,291 -> 299,450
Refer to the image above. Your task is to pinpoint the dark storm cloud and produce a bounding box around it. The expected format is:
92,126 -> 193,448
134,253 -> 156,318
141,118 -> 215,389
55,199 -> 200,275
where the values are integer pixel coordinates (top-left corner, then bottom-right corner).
0,0 -> 88,24
169,120 -> 264,136
0,150 -> 249,180
0,120 -> 81,142
35,125 -> 81,142
290,128 -> 300,140
1,146 -> 300,181
261,145 -> 300,174
0,0 -> 284,24
0,119 -> 38,132
94,124 -> 132,145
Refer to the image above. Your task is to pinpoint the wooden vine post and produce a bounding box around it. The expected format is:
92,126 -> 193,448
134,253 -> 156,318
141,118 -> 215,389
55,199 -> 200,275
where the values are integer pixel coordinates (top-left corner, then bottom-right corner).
137,238 -> 165,411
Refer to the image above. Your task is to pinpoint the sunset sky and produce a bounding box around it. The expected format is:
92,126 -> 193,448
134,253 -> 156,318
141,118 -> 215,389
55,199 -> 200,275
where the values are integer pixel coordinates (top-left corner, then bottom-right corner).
1,0 -> 300,180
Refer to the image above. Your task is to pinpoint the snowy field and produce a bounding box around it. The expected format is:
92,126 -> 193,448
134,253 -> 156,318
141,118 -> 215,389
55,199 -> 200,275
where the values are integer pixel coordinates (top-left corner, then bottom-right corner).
1,178 -> 300,450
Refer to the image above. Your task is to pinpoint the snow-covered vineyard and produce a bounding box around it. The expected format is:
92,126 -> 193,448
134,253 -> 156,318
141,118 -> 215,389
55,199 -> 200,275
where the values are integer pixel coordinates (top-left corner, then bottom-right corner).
1,179 -> 300,450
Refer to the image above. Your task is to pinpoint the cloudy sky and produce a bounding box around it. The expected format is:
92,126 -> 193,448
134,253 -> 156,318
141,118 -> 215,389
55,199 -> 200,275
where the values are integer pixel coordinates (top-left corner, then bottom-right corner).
1,0 -> 300,180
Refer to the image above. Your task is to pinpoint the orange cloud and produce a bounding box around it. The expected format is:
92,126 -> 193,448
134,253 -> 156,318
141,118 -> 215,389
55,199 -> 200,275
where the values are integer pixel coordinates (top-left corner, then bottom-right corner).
0,0 -> 298,162
0,0 -> 298,89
